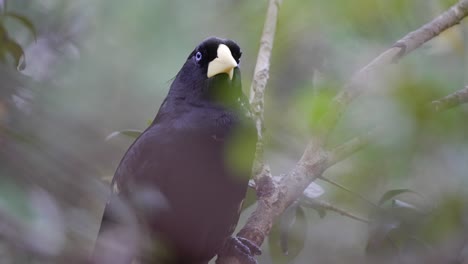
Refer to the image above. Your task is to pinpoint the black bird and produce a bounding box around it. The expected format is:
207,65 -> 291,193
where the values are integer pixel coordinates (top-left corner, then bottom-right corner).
93,37 -> 259,264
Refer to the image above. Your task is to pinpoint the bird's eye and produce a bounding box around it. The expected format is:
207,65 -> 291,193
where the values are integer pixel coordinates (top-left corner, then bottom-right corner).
195,51 -> 202,62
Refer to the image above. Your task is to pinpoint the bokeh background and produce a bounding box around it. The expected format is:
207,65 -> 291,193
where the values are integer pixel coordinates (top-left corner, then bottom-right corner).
1,0 -> 467,263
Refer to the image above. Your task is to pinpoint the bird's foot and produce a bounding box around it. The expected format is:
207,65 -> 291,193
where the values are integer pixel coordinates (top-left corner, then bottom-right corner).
217,236 -> 261,264
235,237 -> 261,256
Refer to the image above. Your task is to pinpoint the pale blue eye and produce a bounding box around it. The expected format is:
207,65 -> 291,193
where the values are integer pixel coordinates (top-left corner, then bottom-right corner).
195,51 -> 202,62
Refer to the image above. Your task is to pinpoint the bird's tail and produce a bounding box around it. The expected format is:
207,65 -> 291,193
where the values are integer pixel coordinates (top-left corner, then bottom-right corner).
91,195 -> 139,264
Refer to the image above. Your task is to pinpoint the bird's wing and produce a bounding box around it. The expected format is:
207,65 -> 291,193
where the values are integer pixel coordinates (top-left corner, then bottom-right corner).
94,106 -> 255,262
93,124 -> 168,263
92,188 -> 140,264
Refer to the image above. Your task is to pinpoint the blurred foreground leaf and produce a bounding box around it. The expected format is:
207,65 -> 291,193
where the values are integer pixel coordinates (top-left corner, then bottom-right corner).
4,12 -> 37,40
0,7 -> 35,69
3,38 -> 25,69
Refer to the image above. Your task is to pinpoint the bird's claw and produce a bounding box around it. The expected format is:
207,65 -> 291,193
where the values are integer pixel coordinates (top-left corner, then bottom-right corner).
236,237 -> 261,256
217,236 -> 261,264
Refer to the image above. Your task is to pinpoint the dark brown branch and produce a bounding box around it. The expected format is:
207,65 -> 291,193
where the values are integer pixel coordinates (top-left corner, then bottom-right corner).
238,142 -> 329,246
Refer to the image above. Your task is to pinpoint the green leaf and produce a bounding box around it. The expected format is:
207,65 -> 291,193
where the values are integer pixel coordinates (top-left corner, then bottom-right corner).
4,38 -> 24,69
419,196 -> 464,243
0,23 -> 6,40
4,12 -> 37,41
366,204 -> 425,256
365,220 -> 400,256
280,202 -> 300,255
378,189 -> 417,206
0,24 -> 6,63
241,184 -> 257,212
392,199 -> 418,210
106,129 -> 143,140
300,198 -> 327,218
0,51 -> 5,63
312,205 -> 327,219
268,202 -> 307,264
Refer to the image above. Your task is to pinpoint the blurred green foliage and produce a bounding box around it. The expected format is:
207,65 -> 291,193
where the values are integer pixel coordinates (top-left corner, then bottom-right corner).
0,0 -> 467,263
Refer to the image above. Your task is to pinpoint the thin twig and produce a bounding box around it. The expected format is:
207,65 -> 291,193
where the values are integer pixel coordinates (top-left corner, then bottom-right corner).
301,198 -> 370,224
431,85 -> 468,112
325,83 -> 468,165
319,176 -> 379,208
248,0 -> 282,183
318,0 -> 468,140
321,83 -> 468,204
217,1 -> 282,263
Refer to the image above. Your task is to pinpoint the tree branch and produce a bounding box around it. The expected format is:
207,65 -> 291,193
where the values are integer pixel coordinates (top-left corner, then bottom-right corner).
216,1 -> 282,263
326,84 -> 468,167
319,0 -> 468,139
233,1 -> 468,260
431,85 -> 468,112
248,0 -> 282,183
301,198 -> 370,224
319,176 -> 379,208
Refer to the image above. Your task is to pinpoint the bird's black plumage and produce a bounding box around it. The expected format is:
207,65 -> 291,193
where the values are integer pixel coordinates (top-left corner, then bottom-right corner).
94,37 -> 257,264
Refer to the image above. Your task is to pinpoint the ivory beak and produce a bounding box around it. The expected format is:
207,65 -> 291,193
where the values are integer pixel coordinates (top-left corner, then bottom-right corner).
207,44 -> 238,80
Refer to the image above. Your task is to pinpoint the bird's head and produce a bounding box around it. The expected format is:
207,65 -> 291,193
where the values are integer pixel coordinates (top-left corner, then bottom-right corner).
190,37 -> 241,81
170,37 -> 244,106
